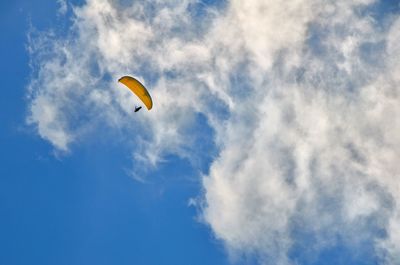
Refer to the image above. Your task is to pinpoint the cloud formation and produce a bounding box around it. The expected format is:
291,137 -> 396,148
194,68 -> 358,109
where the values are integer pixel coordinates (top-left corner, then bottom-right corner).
27,0 -> 400,264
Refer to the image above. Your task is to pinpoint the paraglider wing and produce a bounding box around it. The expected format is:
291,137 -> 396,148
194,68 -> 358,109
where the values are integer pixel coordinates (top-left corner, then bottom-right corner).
118,76 -> 153,110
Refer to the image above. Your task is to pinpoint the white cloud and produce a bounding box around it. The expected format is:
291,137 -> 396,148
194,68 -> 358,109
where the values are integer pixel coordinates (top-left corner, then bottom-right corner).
27,0 -> 400,264
57,0 -> 68,15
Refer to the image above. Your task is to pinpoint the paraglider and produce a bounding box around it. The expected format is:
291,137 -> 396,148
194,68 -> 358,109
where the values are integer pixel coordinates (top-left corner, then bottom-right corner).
118,76 -> 153,111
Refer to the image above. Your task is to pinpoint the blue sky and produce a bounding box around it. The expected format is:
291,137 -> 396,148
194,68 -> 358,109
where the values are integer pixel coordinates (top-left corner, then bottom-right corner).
2,1 -> 400,265
0,1 -> 227,265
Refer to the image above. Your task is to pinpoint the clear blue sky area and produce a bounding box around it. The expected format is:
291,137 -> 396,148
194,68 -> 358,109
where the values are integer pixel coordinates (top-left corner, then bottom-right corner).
0,1 -> 229,265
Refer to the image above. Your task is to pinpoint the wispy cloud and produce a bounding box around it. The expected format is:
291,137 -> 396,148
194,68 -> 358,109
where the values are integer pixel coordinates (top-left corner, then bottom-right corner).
57,0 -> 68,15
27,0 -> 400,264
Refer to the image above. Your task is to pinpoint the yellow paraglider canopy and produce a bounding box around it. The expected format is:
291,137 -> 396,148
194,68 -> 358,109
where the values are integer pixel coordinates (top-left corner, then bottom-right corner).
118,76 -> 153,110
